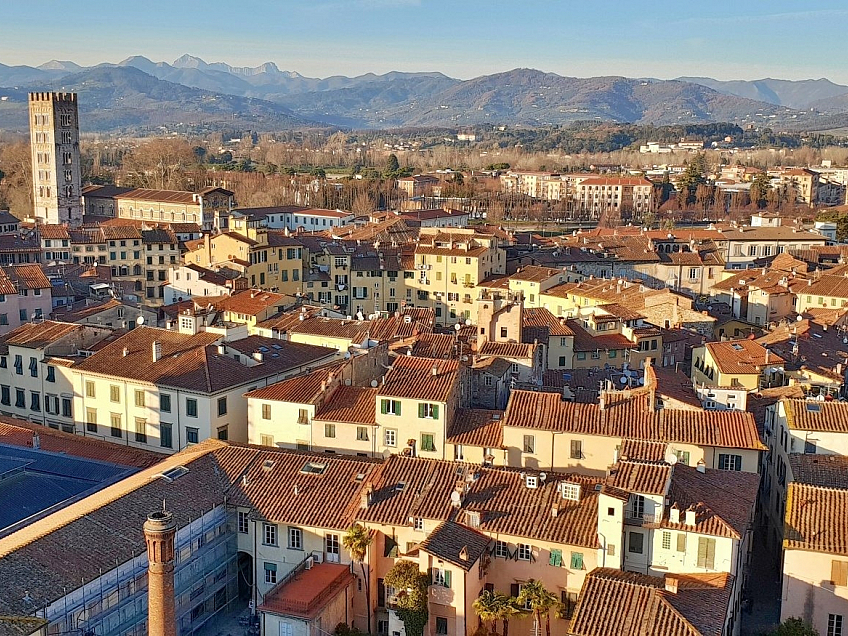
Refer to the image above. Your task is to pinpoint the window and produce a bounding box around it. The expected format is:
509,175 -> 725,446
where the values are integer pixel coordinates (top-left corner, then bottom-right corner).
413,517 -> 425,532
30,391 -> 40,412
549,548 -> 563,567
110,413 -> 122,438
494,541 -> 509,559
829,614 -> 844,636
186,427 -> 199,444
110,385 -> 121,403
435,617 -> 448,635
263,523 -> 278,546
134,389 -> 145,408
29,357 -> 38,378
570,552 -> 584,570
576,352 -> 587,361
420,433 -> 436,452
674,450 -> 690,465
157,393 -> 171,413
696,537 -> 716,569
831,560 -> 848,586
216,396 -> 227,417
357,426 -> 369,442
46,366 -> 55,382
570,439 -> 582,459
134,418 -> 147,443
264,562 -> 277,585
86,408 -> 97,432
0,385 -> 8,406
561,592 -> 579,620
217,425 -> 228,441
677,533 -> 686,552
500,327 -> 508,338
261,434 -> 274,447
161,422 -> 173,449
261,403 -> 271,420
418,403 -> 439,419
186,398 -> 198,417
523,435 -> 535,454
14,355 -> 22,375
432,568 -> 451,588
628,532 -> 644,554
380,399 -> 401,416
662,531 -> 672,550
717,453 -> 742,471
288,527 -> 303,550
325,533 -> 340,562
484,375 -> 493,387
517,543 -> 532,561
15,388 -> 24,408
385,429 -> 397,447
324,422 -> 336,438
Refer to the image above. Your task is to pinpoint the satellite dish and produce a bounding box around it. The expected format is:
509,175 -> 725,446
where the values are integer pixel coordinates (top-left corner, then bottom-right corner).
665,453 -> 679,465
455,323 -> 462,331
450,490 -> 462,504
370,380 -> 379,388
619,376 -> 628,384
539,472 -> 547,482
797,315 -> 803,322
465,319 -> 472,326
136,316 -> 144,325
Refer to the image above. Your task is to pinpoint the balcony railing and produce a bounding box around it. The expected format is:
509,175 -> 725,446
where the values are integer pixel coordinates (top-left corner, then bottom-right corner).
624,509 -> 660,526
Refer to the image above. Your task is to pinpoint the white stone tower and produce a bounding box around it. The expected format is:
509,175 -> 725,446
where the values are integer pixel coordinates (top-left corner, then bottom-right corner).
28,92 -> 83,226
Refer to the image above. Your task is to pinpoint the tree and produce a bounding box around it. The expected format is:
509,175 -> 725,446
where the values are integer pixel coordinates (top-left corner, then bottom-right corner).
517,580 -> 559,636
675,154 -> 707,207
0,141 -> 33,217
384,559 -> 429,636
343,524 -> 373,635
769,617 -> 819,636
473,590 -> 501,635
384,153 -> 400,178
750,171 -> 771,209
121,138 -> 199,190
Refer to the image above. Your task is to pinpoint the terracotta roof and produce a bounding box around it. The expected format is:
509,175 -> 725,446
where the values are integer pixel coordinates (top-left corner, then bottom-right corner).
605,460 -> 670,496
0,321 -> 81,349
259,563 -> 354,619
75,328 -> 336,393
570,568 -> 732,636
244,366 -> 340,404
288,317 -> 372,342
446,409 -> 504,448
379,356 -> 460,402
37,225 -> 71,240
619,439 -> 668,463
0,416 -> 165,469
2,265 -> 51,290
783,398 -> 848,433
567,320 -> 634,352
217,290 -> 288,317
662,465 -> 760,539
577,177 -> 653,187
101,225 -> 142,240
785,482 -> 848,556
510,265 -> 563,283
504,390 -> 764,450
410,333 -> 455,358
704,340 -> 785,374
789,454 -> 848,490
418,521 -> 491,571
522,307 -> 574,338
314,387 -> 378,425
115,188 -> 199,204
141,228 -> 177,245
51,298 -> 124,323
478,341 -> 534,358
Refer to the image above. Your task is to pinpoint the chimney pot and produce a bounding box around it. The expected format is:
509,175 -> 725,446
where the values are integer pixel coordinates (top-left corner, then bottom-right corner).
685,507 -> 697,526
669,505 -> 680,524
665,575 -> 679,595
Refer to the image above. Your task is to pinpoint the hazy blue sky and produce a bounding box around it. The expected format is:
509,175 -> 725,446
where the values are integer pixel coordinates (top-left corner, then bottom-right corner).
1,0 -> 846,82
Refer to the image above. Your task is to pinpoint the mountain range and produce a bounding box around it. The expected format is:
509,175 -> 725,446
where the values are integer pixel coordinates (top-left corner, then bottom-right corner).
1,55 -> 848,133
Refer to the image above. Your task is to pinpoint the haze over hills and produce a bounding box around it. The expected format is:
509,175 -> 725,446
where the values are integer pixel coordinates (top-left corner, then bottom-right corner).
1,54 -> 848,133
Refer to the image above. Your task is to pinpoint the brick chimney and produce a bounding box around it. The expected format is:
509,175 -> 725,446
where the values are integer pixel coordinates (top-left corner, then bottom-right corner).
145,510 -> 177,636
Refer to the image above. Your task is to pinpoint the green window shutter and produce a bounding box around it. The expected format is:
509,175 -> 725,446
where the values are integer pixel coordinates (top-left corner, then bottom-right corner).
432,405 -> 439,419
395,401 -> 401,416
571,552 -> 584,570
549,549 -> 562,567
381,400 -> 388,414
444,570 -> 451,588
418,403 -> 425,418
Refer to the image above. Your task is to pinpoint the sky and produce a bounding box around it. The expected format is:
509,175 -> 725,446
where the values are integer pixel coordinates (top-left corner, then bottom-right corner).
1,0 -> 847,83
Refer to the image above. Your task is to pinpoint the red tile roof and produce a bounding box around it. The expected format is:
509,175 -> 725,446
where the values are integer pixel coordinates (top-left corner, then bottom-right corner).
784,398 -> 848,432
244,366 -> 341,404
314,387 -> 378,425
704,340 -> 785,374
785,482 -> 848,557
379,356 -> 460,402
259,563 -> 354,619
446,409 -> 504,448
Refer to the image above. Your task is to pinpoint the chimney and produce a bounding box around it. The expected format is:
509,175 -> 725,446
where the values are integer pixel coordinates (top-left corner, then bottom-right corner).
696,459 -> 706,474
144,510 -> 177,636
152,341 -> 162,363
665,575 -> 679,595
431,364 -> 439,377
598,392 -> 606,411
685,507 -> 697,526
32,433 -> 40,450
361,485 -> 373,509
122,347 -> 129,357
669,504 -> 680,524
764,348 -> 770,365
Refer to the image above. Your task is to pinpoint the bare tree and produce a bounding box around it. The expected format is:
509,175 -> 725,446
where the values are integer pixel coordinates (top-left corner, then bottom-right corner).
121,138 -> 200,190
0,141 -> 33,217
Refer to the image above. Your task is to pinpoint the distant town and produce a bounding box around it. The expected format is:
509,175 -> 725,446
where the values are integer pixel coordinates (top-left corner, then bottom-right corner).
1,88 -> 848,636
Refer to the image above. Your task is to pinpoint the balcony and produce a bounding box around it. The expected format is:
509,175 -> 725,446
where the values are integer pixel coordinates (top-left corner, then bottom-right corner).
624,509 -> 661,526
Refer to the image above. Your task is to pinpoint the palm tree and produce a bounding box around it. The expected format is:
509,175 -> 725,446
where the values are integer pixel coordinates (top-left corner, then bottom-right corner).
343,524 -> 373,634
517,580 -> 559,636
473,590 -> 501,635
498,595 -> 522,636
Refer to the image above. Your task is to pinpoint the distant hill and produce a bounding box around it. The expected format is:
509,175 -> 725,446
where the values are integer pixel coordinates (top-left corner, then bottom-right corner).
1,55 -> 847,132
0,66 -> 315,132
677,76 -> 848,109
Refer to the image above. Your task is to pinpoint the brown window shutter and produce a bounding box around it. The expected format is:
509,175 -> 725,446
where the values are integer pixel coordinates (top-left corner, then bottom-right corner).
832,560 -> 848,586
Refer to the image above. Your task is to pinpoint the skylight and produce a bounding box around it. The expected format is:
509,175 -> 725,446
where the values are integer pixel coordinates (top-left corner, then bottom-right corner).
806,402 -> 822,413
301,461 -> 327,475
